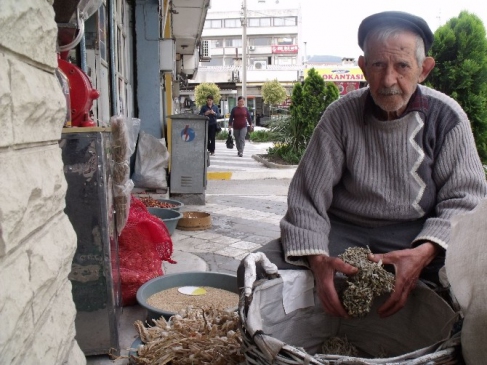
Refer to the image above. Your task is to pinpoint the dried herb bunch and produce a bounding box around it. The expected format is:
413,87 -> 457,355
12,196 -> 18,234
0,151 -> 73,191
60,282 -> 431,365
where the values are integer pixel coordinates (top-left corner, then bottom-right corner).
131,307 -> 244,364
339,247 -> 395,317
321,336 -> 359,357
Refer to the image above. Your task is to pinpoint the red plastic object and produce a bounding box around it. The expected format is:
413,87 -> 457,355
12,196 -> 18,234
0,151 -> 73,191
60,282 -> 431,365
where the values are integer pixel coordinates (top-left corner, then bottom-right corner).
118,196 -> 176,306
57,57 -> 99,127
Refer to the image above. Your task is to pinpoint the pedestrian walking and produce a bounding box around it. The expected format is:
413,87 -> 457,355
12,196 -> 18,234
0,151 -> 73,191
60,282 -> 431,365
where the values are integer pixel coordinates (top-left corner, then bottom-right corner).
228,96 -> 252,157
199,95 -> 221,156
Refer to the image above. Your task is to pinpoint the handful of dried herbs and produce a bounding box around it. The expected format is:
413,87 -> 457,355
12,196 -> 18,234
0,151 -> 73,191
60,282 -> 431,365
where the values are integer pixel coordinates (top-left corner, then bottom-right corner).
339,247 -> 395,317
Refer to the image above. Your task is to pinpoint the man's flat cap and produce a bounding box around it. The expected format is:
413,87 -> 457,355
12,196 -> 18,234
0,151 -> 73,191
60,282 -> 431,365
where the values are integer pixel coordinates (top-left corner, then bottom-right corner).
358,11 -> 434,52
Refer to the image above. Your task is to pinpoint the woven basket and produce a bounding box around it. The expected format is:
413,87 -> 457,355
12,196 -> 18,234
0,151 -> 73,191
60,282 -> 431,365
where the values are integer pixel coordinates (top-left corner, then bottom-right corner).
238,253 -> 462,365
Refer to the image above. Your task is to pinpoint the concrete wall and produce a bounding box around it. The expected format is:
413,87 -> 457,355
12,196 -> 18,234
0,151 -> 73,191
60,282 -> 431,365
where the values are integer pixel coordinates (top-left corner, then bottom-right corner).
0,1 -> 85,364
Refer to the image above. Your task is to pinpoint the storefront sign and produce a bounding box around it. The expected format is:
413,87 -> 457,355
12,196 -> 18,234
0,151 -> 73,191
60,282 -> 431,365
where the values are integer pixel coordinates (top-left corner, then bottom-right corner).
272,45 -> 298,54
305,67 -> 366,82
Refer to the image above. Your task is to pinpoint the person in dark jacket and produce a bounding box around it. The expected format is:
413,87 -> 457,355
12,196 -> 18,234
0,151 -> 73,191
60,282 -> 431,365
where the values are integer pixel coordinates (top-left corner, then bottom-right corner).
228,96 -> 253,157
199,95 -> 221,155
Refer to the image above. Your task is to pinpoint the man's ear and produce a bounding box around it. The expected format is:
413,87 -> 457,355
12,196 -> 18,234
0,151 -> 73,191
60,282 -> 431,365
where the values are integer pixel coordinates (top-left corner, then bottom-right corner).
358,56 -> 366,77
419,57 -> 435,83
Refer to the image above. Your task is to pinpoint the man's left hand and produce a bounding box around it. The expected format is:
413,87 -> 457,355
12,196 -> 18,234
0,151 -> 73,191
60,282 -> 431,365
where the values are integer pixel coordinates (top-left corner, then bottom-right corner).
368,242 -> 439,317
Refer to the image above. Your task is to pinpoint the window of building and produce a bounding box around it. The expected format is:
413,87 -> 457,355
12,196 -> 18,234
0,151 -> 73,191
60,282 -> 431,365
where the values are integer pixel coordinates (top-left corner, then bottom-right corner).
273,17 -> 297,26
249,37 -> 272,46
276,37 -> 294,45
204,19 -> 222,28
223,56 -> 236,66
224,19 -> 240,28
248,17 -> 271,27
206,57 -> 223,66
275,56 -> 296,65
225,38 -> 242,47
211,39 -> 222,48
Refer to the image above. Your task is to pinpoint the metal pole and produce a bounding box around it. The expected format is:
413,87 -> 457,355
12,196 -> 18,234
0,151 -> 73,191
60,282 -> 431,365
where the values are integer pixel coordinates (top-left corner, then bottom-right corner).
241,0 -> 247,104
304,41 -> 307,67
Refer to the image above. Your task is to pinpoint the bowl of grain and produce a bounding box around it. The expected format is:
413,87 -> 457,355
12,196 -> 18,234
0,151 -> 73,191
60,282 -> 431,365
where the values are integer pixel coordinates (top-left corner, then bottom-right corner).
136,272 -> 239,321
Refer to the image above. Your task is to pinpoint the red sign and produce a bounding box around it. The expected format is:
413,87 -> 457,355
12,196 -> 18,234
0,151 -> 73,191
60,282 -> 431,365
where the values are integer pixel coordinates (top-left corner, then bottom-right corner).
272,45 -> 298,54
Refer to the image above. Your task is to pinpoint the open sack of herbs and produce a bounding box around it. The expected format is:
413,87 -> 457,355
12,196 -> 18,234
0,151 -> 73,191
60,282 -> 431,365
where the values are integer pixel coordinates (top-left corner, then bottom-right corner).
243,247 -> 457,360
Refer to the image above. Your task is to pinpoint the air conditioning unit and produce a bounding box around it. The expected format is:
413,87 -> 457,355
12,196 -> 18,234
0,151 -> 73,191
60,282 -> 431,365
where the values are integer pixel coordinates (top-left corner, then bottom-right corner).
249,46 -> 256,51
200,40 -> 211,61
253,61 -> 267,69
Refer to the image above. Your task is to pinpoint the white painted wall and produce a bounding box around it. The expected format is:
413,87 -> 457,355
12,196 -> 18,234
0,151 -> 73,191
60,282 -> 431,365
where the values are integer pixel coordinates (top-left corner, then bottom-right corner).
0,1 -> 85,364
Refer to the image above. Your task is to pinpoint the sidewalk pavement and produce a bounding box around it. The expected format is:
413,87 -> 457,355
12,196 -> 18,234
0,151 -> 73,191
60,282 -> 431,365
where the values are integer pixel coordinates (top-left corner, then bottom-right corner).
87,140 -> 294,365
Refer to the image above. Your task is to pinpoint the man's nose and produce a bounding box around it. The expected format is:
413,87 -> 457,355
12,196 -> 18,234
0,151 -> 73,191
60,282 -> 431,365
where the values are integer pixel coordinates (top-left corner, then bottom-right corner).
382,66 -> 399,87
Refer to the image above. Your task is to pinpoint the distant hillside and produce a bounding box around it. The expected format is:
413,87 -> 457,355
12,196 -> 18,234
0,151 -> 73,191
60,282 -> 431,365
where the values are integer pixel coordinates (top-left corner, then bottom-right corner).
307,55 -> 343,63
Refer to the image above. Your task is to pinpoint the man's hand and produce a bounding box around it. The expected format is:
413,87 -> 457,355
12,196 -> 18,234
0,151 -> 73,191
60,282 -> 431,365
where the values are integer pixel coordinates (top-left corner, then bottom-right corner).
368,242 -> 439,317
308,254 -> 358,318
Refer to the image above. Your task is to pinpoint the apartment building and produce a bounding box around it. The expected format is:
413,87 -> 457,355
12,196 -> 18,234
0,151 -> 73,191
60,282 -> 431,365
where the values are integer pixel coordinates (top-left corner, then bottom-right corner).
184,0 -> 302,118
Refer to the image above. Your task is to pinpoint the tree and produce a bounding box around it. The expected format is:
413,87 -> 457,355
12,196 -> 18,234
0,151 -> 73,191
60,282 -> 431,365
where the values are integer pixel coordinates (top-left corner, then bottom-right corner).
267,68 -> 339,163
427,11 -> 487,163
194,82 -> 221,107
261,79 -> 287,114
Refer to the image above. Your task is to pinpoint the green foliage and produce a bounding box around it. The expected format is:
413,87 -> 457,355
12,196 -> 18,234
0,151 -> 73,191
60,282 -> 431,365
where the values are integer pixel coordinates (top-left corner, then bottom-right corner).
216,130 -> 228,140
194,83 -> 221,107
427,11 -> 487,163
261,79 -> 287,108
249,129 -> 276,142
267,68 -> 340,164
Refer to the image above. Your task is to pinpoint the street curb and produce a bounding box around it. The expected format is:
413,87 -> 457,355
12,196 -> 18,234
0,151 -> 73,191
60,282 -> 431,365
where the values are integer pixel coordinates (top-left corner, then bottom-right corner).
208,168 -> 295,180
207,171 -> 233,180
251,154 -> 299,169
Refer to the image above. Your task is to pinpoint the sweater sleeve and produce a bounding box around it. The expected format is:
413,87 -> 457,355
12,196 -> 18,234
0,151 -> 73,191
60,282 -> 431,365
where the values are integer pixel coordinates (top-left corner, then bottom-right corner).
228,108 -> 235,126
280,113 -> 346,267
413,120 -> 487,249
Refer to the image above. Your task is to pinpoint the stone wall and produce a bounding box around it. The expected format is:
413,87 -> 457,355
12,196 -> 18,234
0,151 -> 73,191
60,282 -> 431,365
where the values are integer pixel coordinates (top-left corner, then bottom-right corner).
0,1 -> 85,364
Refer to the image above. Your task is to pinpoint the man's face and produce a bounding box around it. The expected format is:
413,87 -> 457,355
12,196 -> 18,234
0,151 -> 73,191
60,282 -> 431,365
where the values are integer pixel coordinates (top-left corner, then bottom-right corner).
237,98 -> 245,107
358,31 -> 434,119
207,98 -> 213,106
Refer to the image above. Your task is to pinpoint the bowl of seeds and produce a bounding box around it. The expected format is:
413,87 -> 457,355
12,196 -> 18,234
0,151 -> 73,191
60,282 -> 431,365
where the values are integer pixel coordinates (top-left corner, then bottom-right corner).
139,196 -> 184,211
136,271 -> 239,321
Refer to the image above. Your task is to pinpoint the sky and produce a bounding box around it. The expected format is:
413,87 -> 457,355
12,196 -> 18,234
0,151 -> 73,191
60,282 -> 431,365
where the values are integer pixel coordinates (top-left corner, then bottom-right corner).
209,0 -> 487,59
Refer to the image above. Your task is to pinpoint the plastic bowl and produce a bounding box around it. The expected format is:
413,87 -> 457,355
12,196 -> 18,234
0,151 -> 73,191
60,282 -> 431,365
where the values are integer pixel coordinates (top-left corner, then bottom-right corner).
147,207 -> 182,236
136,272 -> 238,321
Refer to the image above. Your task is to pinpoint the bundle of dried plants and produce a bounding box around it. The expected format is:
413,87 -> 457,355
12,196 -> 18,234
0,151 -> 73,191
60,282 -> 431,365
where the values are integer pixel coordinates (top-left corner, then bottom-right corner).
131,307 -> 245,364
339,247 -> 395,317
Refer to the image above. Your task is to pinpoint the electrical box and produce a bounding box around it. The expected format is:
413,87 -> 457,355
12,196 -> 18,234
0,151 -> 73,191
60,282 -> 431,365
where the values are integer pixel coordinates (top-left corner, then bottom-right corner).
169,113 -> 208,205
160,38 -> 176,74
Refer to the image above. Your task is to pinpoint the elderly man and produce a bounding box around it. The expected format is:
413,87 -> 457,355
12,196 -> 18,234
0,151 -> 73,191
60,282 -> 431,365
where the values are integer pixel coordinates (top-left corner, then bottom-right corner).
241,11 -> 487,319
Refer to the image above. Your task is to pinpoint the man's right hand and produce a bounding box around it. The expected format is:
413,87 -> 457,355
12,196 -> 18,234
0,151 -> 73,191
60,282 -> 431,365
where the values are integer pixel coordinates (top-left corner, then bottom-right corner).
308,254 -> 358,318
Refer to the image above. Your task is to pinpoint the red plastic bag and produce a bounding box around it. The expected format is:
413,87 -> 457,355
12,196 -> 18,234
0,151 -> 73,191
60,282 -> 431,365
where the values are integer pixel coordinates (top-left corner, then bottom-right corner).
118,196 -> 176,306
